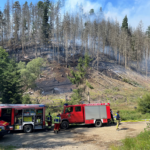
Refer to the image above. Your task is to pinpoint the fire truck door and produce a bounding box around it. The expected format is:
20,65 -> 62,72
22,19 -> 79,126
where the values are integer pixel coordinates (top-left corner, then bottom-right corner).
65,106 -> 75,123
73,106 -> 84,123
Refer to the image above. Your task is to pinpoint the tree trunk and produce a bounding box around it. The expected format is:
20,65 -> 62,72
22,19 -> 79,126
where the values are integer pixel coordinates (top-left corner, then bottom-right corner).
53,42 -> 55,62
146,49 -> 148,80
125,45 -> 127,68
2,27 -> 4,48
35,42 -> 37,58
119,52 -> 120,65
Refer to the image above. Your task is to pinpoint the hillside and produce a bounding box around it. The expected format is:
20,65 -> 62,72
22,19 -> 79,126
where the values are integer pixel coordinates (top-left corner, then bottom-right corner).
27,53 -> 150,108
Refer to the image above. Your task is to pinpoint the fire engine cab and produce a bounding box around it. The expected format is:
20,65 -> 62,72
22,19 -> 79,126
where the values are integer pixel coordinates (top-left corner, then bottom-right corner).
0,104 -> 46,133
0,120 -> 10,138
60,103 -> 111,129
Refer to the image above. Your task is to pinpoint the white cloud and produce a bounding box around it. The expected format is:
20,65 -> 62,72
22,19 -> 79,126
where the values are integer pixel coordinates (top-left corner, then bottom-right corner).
104,0 -> 150,30
59,0 -> 150,31
61,0 -> 104,15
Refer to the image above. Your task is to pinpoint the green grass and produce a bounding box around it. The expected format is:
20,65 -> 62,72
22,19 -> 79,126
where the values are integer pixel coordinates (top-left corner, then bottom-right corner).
111,102 -> 150,121
0,145 -> 15,150
110,129 -> 150,150
122,78 -> 141,87
119,110 -> 150,121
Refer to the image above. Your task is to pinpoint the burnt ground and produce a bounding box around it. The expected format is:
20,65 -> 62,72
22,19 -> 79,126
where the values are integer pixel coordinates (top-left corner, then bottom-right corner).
35,64 -> 76,96
32,52 -> 150,97
21,48 -> 150,106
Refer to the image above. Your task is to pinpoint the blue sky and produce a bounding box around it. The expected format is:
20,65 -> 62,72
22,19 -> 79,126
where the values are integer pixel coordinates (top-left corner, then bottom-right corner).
0,0 -> 149,30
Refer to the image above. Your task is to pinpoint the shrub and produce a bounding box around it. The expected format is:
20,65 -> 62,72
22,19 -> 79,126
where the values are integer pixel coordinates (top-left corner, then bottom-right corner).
138,94 -> 150,114
22,94 -> 32,104
115,110 -> 150,121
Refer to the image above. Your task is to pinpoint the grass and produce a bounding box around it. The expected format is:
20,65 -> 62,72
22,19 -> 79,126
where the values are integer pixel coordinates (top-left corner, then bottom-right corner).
0,145 -> 15,150
122,78 -> 141,87
119,110 -> 150,121
110,128 -> 150,150
110,103 -> 150,121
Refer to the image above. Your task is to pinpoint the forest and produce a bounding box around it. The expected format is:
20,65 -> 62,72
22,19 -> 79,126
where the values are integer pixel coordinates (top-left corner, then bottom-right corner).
0,0 -> 150,77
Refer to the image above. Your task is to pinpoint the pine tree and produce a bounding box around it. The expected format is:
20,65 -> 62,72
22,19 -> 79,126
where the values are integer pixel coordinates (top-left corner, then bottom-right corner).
42,0 -> 50,45
122,15 -> 128,31
89,9 -> 94,15
0,48 -> 23,104
13,1 -> 21,44
0,11 -> 6,48
146,26 -> 150,38
68,54 -> 94,103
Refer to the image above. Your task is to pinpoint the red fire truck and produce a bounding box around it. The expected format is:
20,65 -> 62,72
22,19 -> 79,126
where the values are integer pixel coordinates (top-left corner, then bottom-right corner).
60,103 -> 111,129
0,104 -> 46,133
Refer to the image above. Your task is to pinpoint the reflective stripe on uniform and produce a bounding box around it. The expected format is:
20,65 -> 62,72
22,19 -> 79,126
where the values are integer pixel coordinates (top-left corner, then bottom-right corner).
46,115 -> 51,121
54,117 -> 61,123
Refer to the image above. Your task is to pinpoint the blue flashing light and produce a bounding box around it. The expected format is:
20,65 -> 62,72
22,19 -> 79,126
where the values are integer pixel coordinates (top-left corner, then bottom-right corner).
39,105 -> 45,107
64,103 -> 68,106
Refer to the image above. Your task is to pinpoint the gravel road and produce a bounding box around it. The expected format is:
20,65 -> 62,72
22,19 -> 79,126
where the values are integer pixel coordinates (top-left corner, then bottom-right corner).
0,121 -> 148,150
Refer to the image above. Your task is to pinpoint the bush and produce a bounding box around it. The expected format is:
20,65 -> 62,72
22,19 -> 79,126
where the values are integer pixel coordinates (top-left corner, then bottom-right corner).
138,94 -> 150,114
115,110 -> 150,121
18,57 -> 44,90
22,94 -> 32,104
122,78 -> 140,86
0,145 -> 15,150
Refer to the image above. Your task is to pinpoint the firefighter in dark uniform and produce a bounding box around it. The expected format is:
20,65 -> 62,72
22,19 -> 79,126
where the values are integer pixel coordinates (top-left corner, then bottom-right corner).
46,112 -> 52,130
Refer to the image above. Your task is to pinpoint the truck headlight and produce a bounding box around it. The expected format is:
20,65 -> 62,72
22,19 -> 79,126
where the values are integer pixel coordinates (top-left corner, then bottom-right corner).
0,126 -> 5,130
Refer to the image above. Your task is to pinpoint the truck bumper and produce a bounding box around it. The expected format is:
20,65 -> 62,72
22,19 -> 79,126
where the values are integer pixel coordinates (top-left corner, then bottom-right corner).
0,130 -> 9,137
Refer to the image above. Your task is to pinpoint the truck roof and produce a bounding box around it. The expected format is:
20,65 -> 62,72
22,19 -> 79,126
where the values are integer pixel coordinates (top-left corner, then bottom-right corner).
65,103 -> 110,107
0,104 -> 45,108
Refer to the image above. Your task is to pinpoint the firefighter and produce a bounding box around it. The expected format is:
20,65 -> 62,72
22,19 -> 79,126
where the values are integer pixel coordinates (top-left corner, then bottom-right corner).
116,111 -> 121,130
110,109 -> 115,124
46,112 -> 52,130
54,114 -> 61,134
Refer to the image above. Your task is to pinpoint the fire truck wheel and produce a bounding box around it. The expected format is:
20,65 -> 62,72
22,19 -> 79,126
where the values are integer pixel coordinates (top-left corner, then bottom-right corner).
95,120 -> 102,127
24,125 -> 33,133
61,121 -> 69,129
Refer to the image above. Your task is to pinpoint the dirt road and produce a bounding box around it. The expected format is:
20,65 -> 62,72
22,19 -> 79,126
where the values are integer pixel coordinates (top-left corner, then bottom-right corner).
0,121 -> 148,150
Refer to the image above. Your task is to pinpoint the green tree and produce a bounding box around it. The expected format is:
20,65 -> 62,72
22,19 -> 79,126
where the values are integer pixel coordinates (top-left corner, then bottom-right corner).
0,11 -> 6,48
18,57 -> 44,90
13,1 -> 21,44
22,94 -> 31,104
37,1 -> 44,9
68,54 -> 94,103
38,0 -> 50,44
138,94 -> 150,114
0,47 -> 23,104
89,9 -> 94,15
146,26 -> 150,38
122,15 -> 128,31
